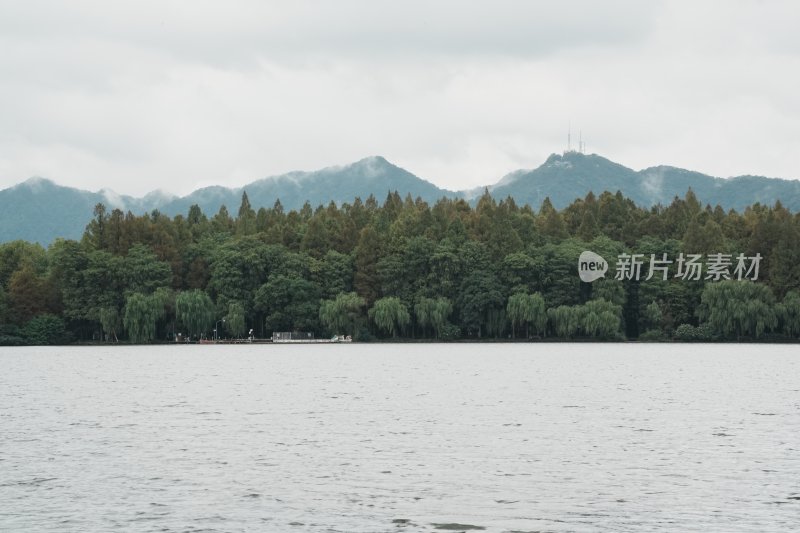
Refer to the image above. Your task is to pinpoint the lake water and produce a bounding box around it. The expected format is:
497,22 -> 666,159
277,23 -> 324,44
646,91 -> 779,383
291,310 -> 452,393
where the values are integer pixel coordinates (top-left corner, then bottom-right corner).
1,344 -> 799,532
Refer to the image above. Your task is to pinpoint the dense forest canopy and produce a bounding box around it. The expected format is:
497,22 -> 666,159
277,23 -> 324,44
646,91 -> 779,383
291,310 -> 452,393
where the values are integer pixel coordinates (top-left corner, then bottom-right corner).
1,187 -> 799,345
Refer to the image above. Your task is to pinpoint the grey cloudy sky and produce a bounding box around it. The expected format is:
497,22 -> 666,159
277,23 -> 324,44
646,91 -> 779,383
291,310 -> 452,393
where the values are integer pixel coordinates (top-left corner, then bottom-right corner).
1,1 -> 798,196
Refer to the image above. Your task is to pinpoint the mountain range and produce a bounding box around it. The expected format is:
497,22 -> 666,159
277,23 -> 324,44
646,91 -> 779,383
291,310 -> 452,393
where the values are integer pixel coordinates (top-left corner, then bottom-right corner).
2,152 -> 799,245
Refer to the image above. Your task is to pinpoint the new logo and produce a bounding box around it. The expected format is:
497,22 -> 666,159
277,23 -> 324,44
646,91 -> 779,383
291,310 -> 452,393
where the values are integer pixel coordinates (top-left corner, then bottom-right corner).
578,251 -> 608,282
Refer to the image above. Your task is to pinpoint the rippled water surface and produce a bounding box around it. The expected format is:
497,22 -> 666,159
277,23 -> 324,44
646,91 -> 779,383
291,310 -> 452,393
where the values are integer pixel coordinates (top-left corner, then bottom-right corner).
1,344 -> 799,532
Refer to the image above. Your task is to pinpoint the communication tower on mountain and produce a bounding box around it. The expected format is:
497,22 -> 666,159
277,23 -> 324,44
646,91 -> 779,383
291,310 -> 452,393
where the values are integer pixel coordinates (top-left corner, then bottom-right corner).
565,123 -> 586,154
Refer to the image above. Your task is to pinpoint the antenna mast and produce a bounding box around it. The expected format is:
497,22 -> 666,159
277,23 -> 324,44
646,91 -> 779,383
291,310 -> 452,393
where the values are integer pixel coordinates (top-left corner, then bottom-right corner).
568,121 -> 571,152
565,122 -> 587,154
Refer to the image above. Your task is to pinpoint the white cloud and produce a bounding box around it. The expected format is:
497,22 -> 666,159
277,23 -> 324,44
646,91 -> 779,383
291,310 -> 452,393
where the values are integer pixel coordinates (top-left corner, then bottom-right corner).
0,0 -> 798,196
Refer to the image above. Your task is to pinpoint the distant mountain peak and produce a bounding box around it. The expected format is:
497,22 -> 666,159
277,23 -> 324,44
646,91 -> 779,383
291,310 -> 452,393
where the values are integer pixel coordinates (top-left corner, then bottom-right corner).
350,155 -> 396,179
98,188 -> 127,209
3,153 -> 799,245
142,189 -> 177,203
17,176 -> 55,191
356,155 -> 390,165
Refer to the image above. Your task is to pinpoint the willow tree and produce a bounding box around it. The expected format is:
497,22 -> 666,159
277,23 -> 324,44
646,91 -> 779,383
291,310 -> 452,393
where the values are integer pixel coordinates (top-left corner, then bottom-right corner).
430,297 -> 453,339
99,306 -> 121,342
415,297 -> 435,337
369,296 -> 410,338
547,305 -> 586,338
698,281 -> 777,339
123,291 -> 168,343
778,291 -> 800,338
414,297 -> 452,338
582,298 -> 623,339
642,300 -> 663,334
319,292 -> 365,336
507,292 -> 546,338
548,305 -> 581,338
176,289 -> 215,339
225,301 -> 246,337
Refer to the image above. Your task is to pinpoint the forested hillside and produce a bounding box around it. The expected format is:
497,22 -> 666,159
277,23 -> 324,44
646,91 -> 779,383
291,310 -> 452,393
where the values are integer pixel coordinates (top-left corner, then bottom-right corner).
1,188 -> 799,345
4,152 -> 800,246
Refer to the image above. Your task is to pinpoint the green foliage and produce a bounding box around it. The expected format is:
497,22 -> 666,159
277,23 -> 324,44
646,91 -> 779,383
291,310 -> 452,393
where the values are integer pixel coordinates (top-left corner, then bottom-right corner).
506,292 -> 547,338
317,250 -> 354,300
1,183 -> 798,344
319,292 -> 365,336
176,290 -> 215,338
438,322 -> 462,340
369,296 -> 411,338
643,301 -> 663,332
255,275 -> 320,334
546,298 -> 623,340
123,244 -> 173,294
778,291 -> 800,338
22,314 -> 68,345
591,278 -> 626,307
0,285 -> 8,324
0,334 -> 25,346
582,298 -> 623,339
698,281 -> 778,339
225,301 -> 246,337
548,305 -> 581,338
0,240 -> 47,288
638,329 -> 666,342
7,263 -> 59,324
123,291 -> 168,343
98,307 -> 121,342
458,267 -> 505,338
415,296 -> 453,339
674,323 -> 715,342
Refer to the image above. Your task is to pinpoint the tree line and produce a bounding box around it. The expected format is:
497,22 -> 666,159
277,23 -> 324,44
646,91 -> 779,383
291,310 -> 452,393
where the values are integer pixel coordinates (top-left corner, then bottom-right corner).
0,187 -> 799,345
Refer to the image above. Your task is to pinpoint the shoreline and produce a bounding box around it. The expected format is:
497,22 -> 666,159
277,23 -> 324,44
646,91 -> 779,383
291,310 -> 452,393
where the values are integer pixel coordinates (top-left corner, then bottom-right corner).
4,338 -> 799,347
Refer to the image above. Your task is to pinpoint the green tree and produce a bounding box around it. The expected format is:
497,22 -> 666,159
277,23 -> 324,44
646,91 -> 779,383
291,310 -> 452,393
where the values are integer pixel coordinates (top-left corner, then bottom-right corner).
537,197 -> 568,240
506,292 -> 546,338
236,191 -> 257,236
7,263 -> 59,324
698,281 -> 778,339
430,297 -> 453,339
581,298 -> 623,339
319,292 -> 365,336
5,174 -> 800,345
457,268 -> 505,338
122,244 -> 173,294
369,296 -> 410,338
225,301 -> 246,337
176,289 -> 215,339
548,305 -> 581,338
317,250 -> 354,300
124,291 -> 168,343
354,226 -> 382,305
255,275 -> 321,334
0,240 -> 48,288
99,307 -> 121,342
22,314 -> 67,345
415,296 -> 453,339
778,291 -> 800,338
414,297 -> 435,337
642,300 -> 663,334
0,286 -> 8,324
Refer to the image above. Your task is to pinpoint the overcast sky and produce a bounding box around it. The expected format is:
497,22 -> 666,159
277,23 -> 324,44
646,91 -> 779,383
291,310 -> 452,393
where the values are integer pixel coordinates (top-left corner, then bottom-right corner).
1,1 -> 798,196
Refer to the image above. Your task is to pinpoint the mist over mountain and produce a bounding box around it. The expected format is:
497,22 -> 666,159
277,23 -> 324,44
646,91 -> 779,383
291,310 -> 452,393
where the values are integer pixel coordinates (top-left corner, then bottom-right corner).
2,153 -> 798,245
488,151 -> 800,211
0,178 -> 173,245
158,156 -> 453,216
